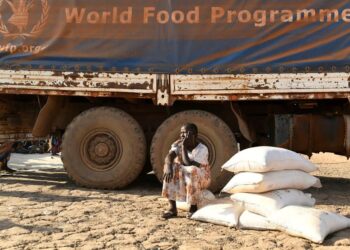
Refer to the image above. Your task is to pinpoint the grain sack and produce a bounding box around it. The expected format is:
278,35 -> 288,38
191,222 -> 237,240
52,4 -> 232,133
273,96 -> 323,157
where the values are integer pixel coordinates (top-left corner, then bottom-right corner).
238,210 -> 278,231
267,206 -> 350,243
191,198 -> 244,227
222,170 -> 322,194
176,189 -> 216,211
231,189 -> 315,217
222,146 -> 317,173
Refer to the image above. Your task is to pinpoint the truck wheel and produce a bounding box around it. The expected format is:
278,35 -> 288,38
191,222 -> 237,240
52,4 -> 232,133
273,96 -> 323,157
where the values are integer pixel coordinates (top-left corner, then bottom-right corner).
62,107 -> 146,189
150,110 -> 238,192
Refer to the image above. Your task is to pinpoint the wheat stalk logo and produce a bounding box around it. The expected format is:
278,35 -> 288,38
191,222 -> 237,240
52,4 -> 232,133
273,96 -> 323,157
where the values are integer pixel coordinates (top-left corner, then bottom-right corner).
0,0 -> 49,39
7,0 -> 34,32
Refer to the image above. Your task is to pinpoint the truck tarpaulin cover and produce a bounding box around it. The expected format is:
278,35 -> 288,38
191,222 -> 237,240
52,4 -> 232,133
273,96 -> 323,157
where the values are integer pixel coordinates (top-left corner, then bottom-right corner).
0,0 -> 349,74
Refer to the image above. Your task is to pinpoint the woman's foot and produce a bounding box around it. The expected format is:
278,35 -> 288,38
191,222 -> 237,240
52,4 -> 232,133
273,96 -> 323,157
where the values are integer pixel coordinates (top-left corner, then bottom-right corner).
162,210 -> 177,219
3,167 -> 15,173
162,200 -> 177,219
186,212 -> 193,219
187,205 -> 198,219
0,162 -> 15,173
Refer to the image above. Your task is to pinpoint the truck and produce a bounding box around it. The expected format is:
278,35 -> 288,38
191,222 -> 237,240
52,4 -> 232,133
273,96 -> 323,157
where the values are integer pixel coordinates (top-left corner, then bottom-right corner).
1,0 -> 350,191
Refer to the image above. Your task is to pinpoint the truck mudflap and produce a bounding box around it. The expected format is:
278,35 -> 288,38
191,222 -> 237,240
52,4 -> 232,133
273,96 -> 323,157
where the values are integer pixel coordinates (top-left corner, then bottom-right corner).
0,96 -> 39,143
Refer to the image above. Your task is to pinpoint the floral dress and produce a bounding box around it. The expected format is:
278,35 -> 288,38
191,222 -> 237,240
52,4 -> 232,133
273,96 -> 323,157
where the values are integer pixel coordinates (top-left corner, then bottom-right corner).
162,142 -> 211,205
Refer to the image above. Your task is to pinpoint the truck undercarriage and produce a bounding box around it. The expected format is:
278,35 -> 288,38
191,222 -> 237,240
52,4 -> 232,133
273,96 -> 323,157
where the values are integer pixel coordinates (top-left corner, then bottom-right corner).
1,70 -> 349,191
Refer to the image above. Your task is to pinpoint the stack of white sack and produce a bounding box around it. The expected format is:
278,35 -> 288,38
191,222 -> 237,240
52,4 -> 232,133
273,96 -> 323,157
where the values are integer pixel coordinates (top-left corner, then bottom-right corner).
221,147 -> 322,234
221,146 -> 321,194
191,146 -> 350,243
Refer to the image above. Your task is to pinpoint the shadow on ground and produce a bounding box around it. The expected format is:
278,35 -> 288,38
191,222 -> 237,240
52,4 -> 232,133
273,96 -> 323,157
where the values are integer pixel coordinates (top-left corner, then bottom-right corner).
0,219 -> 61,234
323,229 -> 350,246
0,168 -> 162,202
307,176 -> 350,207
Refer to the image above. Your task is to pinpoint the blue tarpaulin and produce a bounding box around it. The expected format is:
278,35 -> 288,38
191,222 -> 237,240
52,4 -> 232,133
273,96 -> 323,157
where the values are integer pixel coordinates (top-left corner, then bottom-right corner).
0,0 -> 349,74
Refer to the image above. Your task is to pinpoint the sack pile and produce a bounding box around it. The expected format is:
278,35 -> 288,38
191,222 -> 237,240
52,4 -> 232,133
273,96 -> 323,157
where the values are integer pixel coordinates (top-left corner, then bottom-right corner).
221,146 -> 321,194
191,146 -> 350,243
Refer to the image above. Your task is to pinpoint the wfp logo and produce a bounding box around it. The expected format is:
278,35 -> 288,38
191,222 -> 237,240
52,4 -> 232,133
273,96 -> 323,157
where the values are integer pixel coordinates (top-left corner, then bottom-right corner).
0,0 -> 49,39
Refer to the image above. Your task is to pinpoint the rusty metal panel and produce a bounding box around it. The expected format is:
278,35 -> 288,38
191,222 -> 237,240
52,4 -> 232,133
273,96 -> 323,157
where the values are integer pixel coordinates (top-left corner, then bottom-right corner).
0,70 -> 157,96
0,96 -> 39,143
171,73 -> 350,101
274,114 -> 346,155
0,132 -> 36,142
172,73 -> 350,93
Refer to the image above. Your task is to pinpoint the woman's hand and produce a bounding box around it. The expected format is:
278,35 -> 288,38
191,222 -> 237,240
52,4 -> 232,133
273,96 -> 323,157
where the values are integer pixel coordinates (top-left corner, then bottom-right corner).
182,131 -> 191,148
163,163 -> 173,183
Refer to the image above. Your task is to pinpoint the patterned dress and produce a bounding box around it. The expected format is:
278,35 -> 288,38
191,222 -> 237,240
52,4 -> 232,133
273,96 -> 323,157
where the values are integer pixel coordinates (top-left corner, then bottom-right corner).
162,141 -> 211,205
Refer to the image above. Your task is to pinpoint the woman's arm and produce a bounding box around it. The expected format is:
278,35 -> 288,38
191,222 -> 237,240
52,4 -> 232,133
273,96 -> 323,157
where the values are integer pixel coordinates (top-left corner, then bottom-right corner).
181,143 -> 201,167
163,150 -> 177,182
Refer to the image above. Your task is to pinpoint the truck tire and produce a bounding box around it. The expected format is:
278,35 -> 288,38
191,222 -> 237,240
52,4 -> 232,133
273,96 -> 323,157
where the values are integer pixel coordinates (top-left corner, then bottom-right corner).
150,110 -> 238,192
62,107 -> 146,189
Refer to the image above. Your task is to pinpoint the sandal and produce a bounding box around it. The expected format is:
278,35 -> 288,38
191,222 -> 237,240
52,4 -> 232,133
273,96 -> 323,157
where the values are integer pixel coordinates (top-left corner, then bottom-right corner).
3,167 -> 15,173
186,212 -> 194,219
162,210 -> 177,219
187,204 -> 198,219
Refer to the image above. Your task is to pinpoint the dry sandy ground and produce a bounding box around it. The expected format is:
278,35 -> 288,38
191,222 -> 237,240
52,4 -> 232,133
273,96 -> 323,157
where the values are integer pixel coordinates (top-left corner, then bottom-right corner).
0,153 -> 349,250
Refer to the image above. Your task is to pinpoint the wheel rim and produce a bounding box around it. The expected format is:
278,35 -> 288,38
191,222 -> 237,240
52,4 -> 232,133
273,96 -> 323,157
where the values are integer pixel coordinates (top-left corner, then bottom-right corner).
198,133 -> 216,167
80,129 -> 122,172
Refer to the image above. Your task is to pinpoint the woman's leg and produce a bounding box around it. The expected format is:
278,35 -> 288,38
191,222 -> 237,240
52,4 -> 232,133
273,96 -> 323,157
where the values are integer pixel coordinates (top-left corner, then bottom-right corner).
162,200 -> 177,219
161,164 -> 181,218
183,165 -> 212,218
183,166 -> 202,206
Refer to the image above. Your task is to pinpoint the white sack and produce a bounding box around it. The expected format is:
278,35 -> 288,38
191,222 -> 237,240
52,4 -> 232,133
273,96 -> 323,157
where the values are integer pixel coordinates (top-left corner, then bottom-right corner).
268,206 -> 350,243
222,170 -> 322,194
222,146 -> 317,173
238,210 -> 278,231
176,189 -> 216,211
231,189 -> 316,217
191,198 -> 244,227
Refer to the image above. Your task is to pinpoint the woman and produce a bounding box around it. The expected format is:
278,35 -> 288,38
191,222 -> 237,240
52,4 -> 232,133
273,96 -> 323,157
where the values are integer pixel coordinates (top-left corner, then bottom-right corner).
162,123 -> 211,219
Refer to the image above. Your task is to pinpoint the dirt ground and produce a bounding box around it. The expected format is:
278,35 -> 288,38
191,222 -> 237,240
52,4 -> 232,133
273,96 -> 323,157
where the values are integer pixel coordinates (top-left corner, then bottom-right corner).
0,153 -> 350,250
